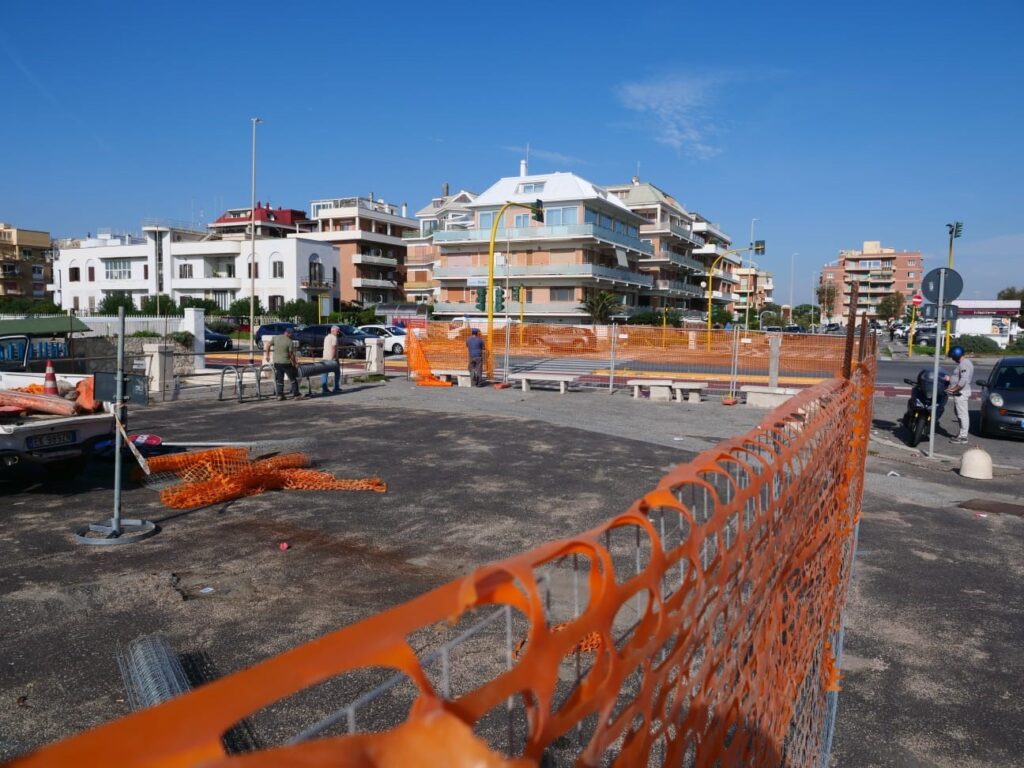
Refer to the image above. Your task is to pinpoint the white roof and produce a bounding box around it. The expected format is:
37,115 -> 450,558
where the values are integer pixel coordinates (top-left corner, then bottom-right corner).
952,300 -> 1020,309
469,172 -> 637,217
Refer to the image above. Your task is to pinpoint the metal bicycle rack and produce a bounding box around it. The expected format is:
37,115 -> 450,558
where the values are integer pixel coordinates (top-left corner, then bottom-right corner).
218,364 -> 275,402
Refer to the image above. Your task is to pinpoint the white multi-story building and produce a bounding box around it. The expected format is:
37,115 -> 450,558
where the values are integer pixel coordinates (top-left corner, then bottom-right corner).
404,184 -> 478,303
53,221 -> 339,313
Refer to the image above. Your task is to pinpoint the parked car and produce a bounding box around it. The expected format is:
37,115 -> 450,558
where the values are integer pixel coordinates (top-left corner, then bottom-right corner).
204,327 -> 233,351
538,326 -> 598,353
254,322 -> 296,347
357,324 -> 408,354
783,324 -> 802,334
912,327 -> 946,347
291,324 -> 368,358
764,326 -> 783,333
977,356 -> 1024,439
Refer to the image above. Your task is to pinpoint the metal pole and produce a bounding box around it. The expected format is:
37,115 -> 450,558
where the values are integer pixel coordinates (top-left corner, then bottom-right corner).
608,321 -> 617,393
113,306 -> 125,536
927,269 -> 946,457
248,117 -> 262,364
503,234 -> 511,382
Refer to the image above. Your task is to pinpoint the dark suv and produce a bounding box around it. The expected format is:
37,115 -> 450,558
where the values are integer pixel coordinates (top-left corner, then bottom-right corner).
254,322 -> 296,346
292,324 -> 368,358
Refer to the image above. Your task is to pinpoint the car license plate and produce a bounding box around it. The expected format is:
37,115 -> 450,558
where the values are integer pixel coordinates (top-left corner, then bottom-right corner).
27,430 -> 77,449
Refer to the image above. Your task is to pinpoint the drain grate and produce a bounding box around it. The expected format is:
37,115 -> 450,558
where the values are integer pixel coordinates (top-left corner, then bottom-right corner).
958,498 -> 1024,517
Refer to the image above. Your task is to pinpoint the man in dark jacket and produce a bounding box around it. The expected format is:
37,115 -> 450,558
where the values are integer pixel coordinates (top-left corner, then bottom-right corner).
265,327 -> 301,401
466,328 -> 485,387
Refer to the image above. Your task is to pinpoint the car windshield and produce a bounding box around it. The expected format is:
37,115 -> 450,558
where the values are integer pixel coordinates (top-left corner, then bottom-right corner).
994,365 -> 1024,390
386,326 -> 406,335
339,325 -> 362,335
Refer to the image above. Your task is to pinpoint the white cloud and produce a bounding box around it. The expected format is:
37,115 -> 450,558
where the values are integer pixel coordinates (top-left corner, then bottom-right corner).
499,145 -> 588,167
615,73 -> 729,158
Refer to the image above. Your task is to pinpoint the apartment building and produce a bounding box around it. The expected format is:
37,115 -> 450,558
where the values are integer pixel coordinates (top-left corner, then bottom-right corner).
430,165 -> 652,323
403,185 -> 477,304
734,266 -> 775,314
299,195 -> 417,305
208,202 -> 311,239
53,222 -> 339,313
0,223 -> 52,301
820,241 -> 923,319
606,178 -> 736,316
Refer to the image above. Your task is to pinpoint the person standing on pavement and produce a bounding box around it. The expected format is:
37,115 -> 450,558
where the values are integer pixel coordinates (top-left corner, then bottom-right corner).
944,345 -> 973,443
466,328 -> 485,387
321,325 -> 342,394
265,327 -> 301,401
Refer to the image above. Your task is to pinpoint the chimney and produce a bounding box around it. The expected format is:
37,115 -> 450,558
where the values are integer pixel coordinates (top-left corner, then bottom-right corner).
632,176 -> 640,186
442,182 -> 449,197
401,202 -> 408,217
369,191 -> 374,203
520,159 -> 528,177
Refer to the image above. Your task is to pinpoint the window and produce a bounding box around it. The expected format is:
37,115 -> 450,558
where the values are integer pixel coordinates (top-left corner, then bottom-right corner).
516,182 -> 545,194
21,248 -> 31,259
32,265 -> 44,277
908,271 -> 916,278
584,208 -> 598,225
72,296 -> 80,310
247,263 -> 259,279
269,295 -> 284,311
550,288 -> 573,302
178,263 -> 193,279
87,266 -> 95,282
69,267 -> 81,282
143,264 -> 149,279
514,213 -> 530,228
545,207 -> 579,227
478,211 -> 494,230
272,261 -> 284,278
524,288 -> 533,303
907,259 -> 917,266
907,283 -> 915,290
105,259 -> 131,280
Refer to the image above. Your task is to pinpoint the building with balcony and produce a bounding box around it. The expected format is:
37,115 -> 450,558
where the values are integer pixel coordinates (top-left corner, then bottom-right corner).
403,184 -> 478,304
430,165 -> 652,323
207,202 -> 312,239
734,266 -> 774,314
53,223 -> 338,314
819,241 -> 923,320
606,178 -> 710,317
300,195 -> 418,305
0,223 -> 53,302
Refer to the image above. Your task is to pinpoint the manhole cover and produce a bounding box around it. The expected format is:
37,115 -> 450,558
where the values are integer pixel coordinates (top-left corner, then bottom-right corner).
958,499 -> 1024,517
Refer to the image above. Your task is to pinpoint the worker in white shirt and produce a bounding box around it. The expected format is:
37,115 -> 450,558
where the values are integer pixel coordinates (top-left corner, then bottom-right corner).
321,325 -> 342,394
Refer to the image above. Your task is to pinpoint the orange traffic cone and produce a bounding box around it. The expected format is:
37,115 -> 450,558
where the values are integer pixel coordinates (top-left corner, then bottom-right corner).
43,359 -> 58,396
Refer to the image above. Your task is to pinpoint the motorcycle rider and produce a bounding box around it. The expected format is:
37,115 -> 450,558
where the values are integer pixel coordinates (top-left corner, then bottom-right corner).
944,345 -> 973,444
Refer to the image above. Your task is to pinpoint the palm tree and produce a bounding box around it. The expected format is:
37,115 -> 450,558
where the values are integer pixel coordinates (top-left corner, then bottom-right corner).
580,290 -> 623,325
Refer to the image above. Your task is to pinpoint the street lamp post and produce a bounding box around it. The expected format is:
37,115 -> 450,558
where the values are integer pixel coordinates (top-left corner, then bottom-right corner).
248,116 -> 263,364
943,221 -> 963,353
789,252 -> 798,321
744,218 -> 758,330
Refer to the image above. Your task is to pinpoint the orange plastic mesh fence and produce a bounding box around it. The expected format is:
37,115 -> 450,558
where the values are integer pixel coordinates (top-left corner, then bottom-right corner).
408,322 -> 859,387
143,442 -> 387,510
13,358 -> 874,768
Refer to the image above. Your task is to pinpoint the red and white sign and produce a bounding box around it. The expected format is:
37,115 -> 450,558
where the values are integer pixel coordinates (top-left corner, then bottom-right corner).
912,294 -> 923,307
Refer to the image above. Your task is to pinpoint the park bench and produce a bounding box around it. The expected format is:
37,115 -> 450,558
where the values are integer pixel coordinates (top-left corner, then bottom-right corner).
741,385 -> 799,408
508,372 -> 578,394
671,381 -> 709,403
627,378 -> 674,402
432,368 -> 473,388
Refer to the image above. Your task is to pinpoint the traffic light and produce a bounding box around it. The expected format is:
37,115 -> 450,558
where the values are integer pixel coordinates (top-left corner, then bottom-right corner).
947,221 -> 963,239
753,239 -> 766,255
532,199 -> 544,223
475,287 -> 487,311
494,287 -> 505,312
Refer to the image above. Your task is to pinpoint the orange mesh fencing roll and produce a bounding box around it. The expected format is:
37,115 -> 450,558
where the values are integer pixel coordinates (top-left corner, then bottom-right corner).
13,358 -> 875,768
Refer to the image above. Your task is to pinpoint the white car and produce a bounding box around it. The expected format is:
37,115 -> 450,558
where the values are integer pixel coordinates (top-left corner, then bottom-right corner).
357,324 -> 408,354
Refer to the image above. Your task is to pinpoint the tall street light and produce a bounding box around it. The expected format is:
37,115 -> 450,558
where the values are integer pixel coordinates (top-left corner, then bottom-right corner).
248,117 -> 263,363
743,218 -> 759,330
789,252 -> 798,320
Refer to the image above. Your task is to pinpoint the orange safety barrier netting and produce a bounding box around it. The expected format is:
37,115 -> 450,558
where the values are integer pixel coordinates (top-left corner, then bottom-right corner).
407,321 -> 860,387
12,357 -> 874,768
143,443 -> 387,510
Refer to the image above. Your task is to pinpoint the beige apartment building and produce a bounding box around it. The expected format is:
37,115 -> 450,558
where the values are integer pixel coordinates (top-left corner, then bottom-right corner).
0,223 -> 52,302
430,167 -> 653,322
300,195 -> 418,306
734,266 -> 774,314
820,240 -> 923,319
403,185 -> 477,304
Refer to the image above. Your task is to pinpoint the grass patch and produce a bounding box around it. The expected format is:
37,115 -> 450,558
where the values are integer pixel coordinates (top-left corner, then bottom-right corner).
349,374 -> 387,383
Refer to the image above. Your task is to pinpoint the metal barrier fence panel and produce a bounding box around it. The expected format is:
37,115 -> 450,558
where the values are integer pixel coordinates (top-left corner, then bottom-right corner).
11,353 -> 875,767
408,322 -> 860,389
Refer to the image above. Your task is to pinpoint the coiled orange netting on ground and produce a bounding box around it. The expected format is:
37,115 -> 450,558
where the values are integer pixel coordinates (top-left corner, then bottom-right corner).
15,351 -> 875,768
144,442 -> 387,510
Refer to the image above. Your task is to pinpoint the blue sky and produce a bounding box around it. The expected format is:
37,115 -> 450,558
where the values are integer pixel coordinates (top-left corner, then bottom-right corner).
2,0 -> 1021,304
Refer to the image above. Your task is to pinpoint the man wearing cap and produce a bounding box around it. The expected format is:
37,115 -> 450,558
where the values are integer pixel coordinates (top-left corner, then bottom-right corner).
944,345 -> 973,444
265,327 -> 301,401
466,328 -> 485,387
321,325 -> 343,394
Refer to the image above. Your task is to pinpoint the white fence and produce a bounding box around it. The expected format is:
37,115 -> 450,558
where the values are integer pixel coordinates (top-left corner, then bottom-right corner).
0,313 -> 187,337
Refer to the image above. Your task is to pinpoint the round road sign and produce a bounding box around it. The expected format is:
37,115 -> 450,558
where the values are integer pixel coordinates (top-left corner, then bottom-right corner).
921,267 -> 964,304
912,294 -> 923,307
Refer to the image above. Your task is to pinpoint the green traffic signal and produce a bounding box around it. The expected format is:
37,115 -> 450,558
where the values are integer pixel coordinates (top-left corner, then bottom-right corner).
475,287 -> 487,311
494,287 -> 505,312
754,239 -> 766,255
532,199 -> 544,223
947,221 -> 963,238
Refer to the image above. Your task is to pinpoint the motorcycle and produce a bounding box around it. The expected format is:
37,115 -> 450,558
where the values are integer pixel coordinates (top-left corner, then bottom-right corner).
901,368 -> 949,447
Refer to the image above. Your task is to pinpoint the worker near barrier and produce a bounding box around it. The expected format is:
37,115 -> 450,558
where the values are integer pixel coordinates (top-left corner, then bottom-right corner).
466,328 -> 485,387
321,325 -> 342,394
265,327 -> 301,401
944,345 -> 973,444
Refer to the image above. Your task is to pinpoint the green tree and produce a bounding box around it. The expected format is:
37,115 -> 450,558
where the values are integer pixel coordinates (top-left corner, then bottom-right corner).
138,294 -> 181,316
227,297 -> 265,318
579,290 -> 623,324
97,292 -> 137,316
816,284 -> 838,321
179,297 -> 223,315
876,291 -> 906,322
278,299 -> 319,325
997,286 -> 1023,324
710,306 -> 733,327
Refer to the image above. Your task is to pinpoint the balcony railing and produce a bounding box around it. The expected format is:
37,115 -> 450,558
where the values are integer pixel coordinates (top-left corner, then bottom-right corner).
403,280 -> 434,290
653,279 -> 703,297
431,301 -> 594,316
668,222 -> 704,246
352,253 -> 398,267
352,277 -> 398,289
432,223 -> 652,256
300,277 -> 334,291
645,250 -> 704,271
434,263 -> 653,288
